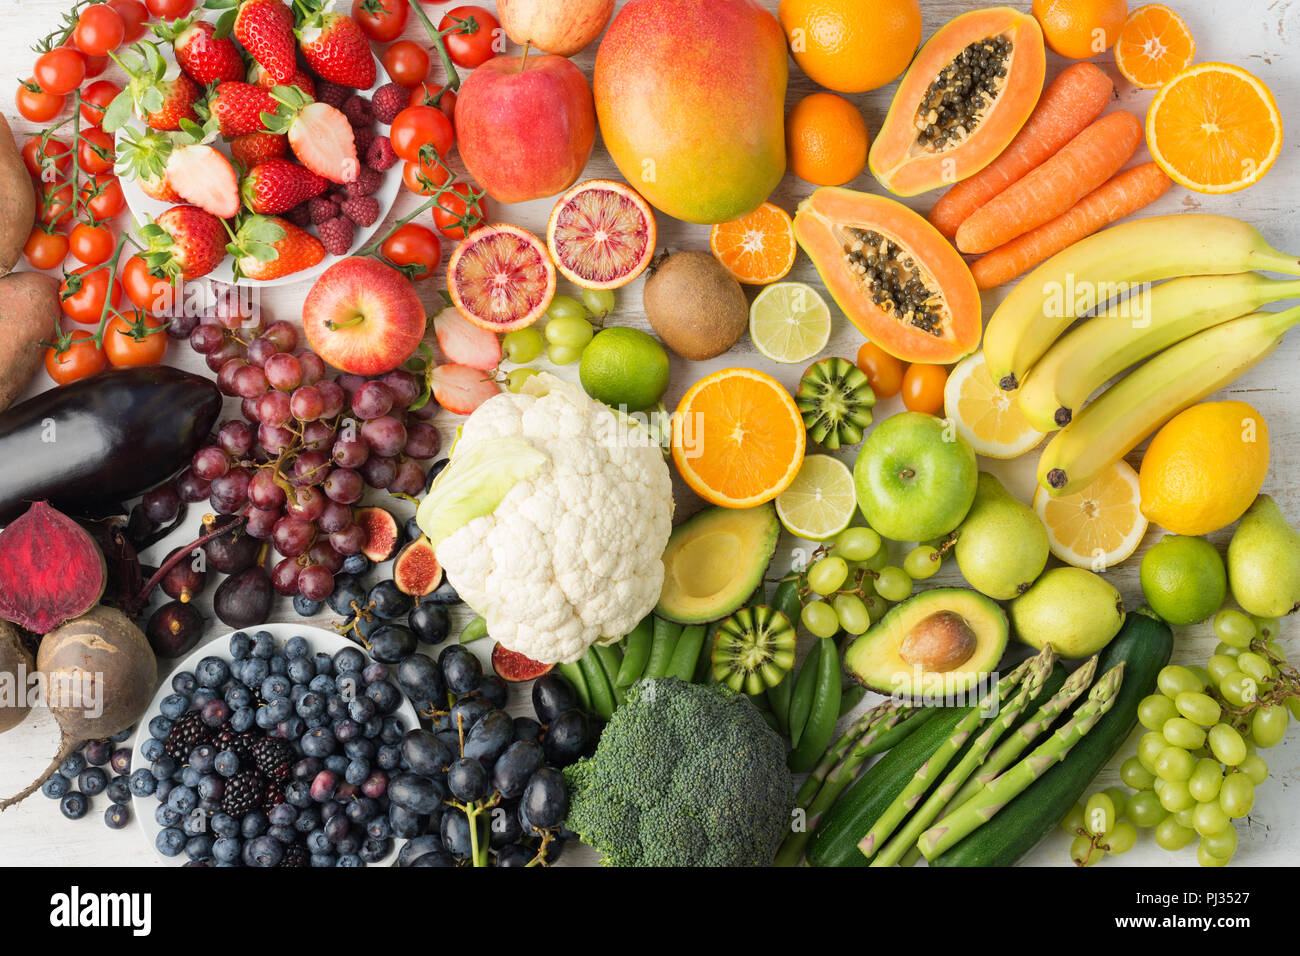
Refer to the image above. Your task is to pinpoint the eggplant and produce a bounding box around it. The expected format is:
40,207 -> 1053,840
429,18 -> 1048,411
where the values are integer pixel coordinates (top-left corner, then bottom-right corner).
0,367 -> 222,524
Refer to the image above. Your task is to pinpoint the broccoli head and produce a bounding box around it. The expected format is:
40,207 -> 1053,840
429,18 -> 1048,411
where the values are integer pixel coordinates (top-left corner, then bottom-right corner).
563,678 -> 794,866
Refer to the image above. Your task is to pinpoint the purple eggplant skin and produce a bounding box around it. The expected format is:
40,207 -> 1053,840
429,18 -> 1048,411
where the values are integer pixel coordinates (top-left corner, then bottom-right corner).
0,366 -> 222,524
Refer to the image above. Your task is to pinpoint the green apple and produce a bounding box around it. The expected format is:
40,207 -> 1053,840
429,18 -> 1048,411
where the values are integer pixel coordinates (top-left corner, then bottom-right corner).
853,412 -> 977,542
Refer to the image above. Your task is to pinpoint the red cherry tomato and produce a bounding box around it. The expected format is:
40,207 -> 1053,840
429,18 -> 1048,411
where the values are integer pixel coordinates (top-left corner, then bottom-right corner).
16,78 -> 66,122
381,223 -> 442,279
109,0 -> 150,42
382,41 -> 430,88
352,0 -> 408,42
900,363 -> 949,415
431,182 -> 484,241
401,155 -> 452,196
407,81 -> 456,121
104,313 -> 168,367
77,126 -> 116,175
80,80 -> 122,126
145,0 -> 195,19
34,47 -> 86,96
122,254 -> 179,313
45,329 -> 108,385
69,221 -> 117,265
21,135 -> 72,180
79,173 -> 126,220
73,4 -> 126,56
389,105 -> 454,164
38,181 -> 75,230
855,341 -> 904,400
60,264 -> 124,324
24,227 -> 70,271
438,5 -> 501,68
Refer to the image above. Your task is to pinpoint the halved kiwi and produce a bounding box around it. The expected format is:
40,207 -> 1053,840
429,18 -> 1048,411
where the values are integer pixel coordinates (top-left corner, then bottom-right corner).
711,605 -> 797,695
796,357 -> 876,450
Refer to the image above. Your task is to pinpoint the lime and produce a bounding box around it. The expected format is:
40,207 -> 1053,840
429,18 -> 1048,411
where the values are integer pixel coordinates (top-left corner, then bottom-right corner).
775,454 -> 856,541
578,327 -> 671,412
749,282 -> 832,364
1140,534 -> 1228,626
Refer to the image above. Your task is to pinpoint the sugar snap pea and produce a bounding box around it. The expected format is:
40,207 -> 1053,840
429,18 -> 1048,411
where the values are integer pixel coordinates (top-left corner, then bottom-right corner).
788,638 -> 825,749
667,624 -> 707,682
579,651 -> 616,721
644,617 -> 683,680
556,661 -> 590,712
592,644 -> 626,709
615,616 -> 654,687
788,636 -> 843,772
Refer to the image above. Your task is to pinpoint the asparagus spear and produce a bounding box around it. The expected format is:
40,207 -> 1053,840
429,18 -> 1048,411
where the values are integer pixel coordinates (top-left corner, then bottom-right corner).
795,698 -> 907,806
917,662 -> 1126,860
856,653 -> 1043,859
869,646 -> 1057,867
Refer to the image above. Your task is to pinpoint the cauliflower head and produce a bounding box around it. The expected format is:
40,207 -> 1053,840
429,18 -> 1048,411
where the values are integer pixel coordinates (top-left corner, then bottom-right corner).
416,374 -> 673,664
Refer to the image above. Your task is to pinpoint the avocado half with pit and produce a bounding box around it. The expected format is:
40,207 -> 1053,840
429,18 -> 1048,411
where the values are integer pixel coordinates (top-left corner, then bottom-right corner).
655,503 -> 780,624
845,587 -> 1007,698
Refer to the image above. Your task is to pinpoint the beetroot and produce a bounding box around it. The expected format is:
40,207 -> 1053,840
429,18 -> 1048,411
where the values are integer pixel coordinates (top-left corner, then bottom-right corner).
0,501 -> 106,634
491,643 -> 554,683
393,537 -> 442,596
0,622 -> 33,734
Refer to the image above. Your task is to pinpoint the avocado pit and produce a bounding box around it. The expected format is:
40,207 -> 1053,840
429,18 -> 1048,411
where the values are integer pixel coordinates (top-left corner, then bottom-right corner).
900,610 -> 978,672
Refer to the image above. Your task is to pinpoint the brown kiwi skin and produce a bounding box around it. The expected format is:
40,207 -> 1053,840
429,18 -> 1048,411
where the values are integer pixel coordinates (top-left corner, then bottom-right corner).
643,251 -> 749,361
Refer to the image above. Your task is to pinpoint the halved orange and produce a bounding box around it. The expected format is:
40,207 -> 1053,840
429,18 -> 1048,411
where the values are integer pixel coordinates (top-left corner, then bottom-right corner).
672,367 -> 806,508
1114,4 -> 1195,89
709,202 -> 797,285
1146,63 -> 1283,194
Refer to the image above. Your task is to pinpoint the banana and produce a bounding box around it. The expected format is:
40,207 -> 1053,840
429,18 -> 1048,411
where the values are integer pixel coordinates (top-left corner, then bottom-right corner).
984,215 -> 1300,390
1036,304 -> 1300,497
1017,273 -> 1300,432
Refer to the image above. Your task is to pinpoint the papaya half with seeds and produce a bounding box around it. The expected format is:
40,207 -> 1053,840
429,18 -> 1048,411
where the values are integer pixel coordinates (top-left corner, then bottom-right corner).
793,187 -> 981,364
868,6 -> 1045,197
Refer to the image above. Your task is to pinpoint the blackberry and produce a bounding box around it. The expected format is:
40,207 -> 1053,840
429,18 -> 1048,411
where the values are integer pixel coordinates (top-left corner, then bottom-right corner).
163,711 -> 211,760
251,736 -> 294,782
212,726 -> 256,764
279,844 -> 308,868
221,769 -> 266,816
263,777 -> 285,809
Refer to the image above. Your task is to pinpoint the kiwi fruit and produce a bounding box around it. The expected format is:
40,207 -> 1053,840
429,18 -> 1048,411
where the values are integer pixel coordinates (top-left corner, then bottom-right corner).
796,357 -> 876,450
711,605 -> 797,695
642,251 -> 748,361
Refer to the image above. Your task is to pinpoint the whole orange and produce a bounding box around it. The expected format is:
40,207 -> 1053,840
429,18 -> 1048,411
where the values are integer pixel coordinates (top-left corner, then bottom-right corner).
786,92 -> 870,186
778,0 -> 921,93
1033,0 -> 1128,59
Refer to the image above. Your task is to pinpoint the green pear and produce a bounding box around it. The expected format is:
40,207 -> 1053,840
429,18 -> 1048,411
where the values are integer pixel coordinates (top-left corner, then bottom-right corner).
1227,494 -> 1300,618
955,472 -> 1049,600
1010,567 -> 1124,658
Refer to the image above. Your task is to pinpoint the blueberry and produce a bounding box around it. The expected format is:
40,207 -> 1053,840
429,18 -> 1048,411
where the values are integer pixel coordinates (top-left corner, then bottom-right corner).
172,670 -> 199,694
154,803 -> 183,828
103,803 -> 130,829
230,706 -> 256,733
366,681 -> 402,716
197,774 -> 225,802
376,745 -> 401,771
276,716 -> 305,739
156,827 -> 186,857
345,758 -> 371,786
211,812 -> 239,838
78,767 -> 108,796
313,652 -> 333,676
213,836 -> 241,863
287,657 -> 315,685
182,812 -> 208,837
224,684 -> 253,709
283,635 -> 309,659
128,769 -> 157,797
185,834 -> 214,861
241,810 -> 269,839
106,775 -> 130,804
336,853 -> 363,867
167,785 -> 198,814
139,738 -> 163,764
228,631 -> 253,659
261,674 -> 291,699
268,803 -> 297,827
159,693 -> 190,720
302,727 -> 336,758
366,816 -> 392,840
201,699 -> 231,728
195,656 -> 230,687
150,756 -> 178,781
296,692 -> 326,721
333,646 -> 366,675
269,656 -> 288,678
323,754 -> 350,776
359,836 -> 391,863
267,824 -> 296,845
42,773 -> 71,799
344,738 -> 375,761
293,806 -> 320,833
308,674 -> 336,696
348,697 -> 376,723
262,697 -> 292,723
188,743 -> 217,774
155,778 -> 177,801
191,688 -> 216,709
83,739 -> 113,766
380,718 -> 404,745
293,594 -> 322,617
310,852 -> 337,868
109,747 -> 132,775
341,553 -> 370,576
251,631 -> 275,659
241,658 -> 270,687
110,725 -> 135,743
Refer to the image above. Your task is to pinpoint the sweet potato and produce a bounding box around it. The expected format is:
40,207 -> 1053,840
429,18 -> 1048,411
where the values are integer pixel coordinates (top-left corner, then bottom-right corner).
0,113 -> 36,276
0,271 -> 61,412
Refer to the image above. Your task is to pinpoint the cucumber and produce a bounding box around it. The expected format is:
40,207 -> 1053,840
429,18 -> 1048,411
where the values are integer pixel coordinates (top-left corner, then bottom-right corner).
807,662 -> 1067,868
932,613 -> 1173,867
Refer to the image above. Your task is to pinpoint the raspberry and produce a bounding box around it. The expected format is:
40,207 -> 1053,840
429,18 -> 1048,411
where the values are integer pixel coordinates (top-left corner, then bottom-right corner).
371,82 -> 406,125
318,215 -> 354,256
352,125 -> 375,159
315,80 -> 349,110
340,195 -> 380,227
282,202 -> 311,228
366,136 -> 398,172
330,189 -> 350,205
342,95 -> 374,128
347,166 -> 382,198
308,196 -> 339,225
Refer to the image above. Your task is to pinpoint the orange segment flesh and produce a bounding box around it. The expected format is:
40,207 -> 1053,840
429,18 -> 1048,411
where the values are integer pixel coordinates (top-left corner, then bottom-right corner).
709,202 -> 797,285
1114,4 -> 1195,89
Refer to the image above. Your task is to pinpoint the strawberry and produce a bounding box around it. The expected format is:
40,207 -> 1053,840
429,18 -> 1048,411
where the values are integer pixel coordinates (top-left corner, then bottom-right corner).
141,171 -> 184,203
105,40 -> 201,133
229,131 -> 287,171
167,146 -> 240,219
262,87 -> 359,184
430,363 -> 500,415
155,15 -> 244,84
139,205 -> 229,280
207,81 -> 278,138
246,62 -> 315,99
241,158 -> 329,214
296,1 -> 377,89
227,214 -> 326,281
433,310 -> 501,371
211,0 -> 298,85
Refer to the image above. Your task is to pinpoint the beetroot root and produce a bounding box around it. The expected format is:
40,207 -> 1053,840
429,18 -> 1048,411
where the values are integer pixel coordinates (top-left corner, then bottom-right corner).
0,621 -> 33,734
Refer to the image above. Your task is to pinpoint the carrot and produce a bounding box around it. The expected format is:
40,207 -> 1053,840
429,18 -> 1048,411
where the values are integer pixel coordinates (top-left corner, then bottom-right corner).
970,162 -> 1173,290
928,63 -> 1114,239
956,110 -> 1144,255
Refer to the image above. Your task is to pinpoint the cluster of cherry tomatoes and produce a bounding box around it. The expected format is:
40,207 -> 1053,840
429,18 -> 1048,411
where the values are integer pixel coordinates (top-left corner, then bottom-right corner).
855,341 -> 951,417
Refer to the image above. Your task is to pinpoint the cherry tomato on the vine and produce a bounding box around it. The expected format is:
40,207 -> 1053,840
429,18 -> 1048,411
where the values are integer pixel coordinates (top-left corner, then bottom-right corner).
381,223 -> 442,279
353,0 -> 408,43
382,41 -> 430,88
69,221 -> 117,266
73,3 -> 126,57
24,227 -> 69,271
79,173 -> 126,220
108,0 -> 149,42
16,79 -> 65,122
145,0 -> 195,19
77,127 -> 116,175
60,264 -> 124,324
407,81 -> 456,121
38,181 -> 75,230
901,363 -> 949,415
122,254 -> 178,314
80,80 -> 122,126
104,313 -> 168,367
21,135 -> 72,181
438,5 -> 501,69
389,105 -> 454,164
45,329 -> 108,385
401,154 -> 451,196
34,47 -> 86,96
856,341 -> 904,399
431,182 -> 483,241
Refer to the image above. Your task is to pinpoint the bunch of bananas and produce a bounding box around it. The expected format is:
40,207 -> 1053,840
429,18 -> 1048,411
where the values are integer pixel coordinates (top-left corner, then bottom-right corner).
982,215 -> 1300,495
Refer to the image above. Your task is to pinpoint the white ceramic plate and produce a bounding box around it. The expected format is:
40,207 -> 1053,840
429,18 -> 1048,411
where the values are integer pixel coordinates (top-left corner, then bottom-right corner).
116,44 -> 402,288
130,622 -> 416,867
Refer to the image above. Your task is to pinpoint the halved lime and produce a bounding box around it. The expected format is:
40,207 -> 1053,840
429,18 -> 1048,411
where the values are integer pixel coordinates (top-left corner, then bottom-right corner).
749,282 -> 832,364
775,454 -> 856,541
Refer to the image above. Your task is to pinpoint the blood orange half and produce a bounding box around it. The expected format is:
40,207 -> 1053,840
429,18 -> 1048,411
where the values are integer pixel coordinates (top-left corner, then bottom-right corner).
546,179 -> 657,289
448,224 -> 557,332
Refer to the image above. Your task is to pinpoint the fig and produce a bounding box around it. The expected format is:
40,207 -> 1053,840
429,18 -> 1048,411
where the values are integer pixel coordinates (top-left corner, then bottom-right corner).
393,537 -> 443,597
0,622 -> 33,734
214,566 -> 274,629
161,546 -> 207,602
203,520 -> 261,574
491,643 -> 554,683
147,600 -> 205,658
0,501 -> 106,634
356,506 -> 401,563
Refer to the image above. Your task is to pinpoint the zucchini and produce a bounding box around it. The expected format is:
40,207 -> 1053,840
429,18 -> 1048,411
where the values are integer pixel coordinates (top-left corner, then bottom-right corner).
932,612 -> 1173,867
807,662 -> 1067,868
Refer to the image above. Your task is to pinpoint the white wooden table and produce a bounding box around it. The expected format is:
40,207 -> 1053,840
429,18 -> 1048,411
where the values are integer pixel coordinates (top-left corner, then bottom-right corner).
0,0 -> 1296,867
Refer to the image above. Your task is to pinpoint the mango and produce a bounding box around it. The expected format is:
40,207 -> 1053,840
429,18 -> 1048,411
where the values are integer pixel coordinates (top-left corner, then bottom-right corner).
593,0 -> 787,224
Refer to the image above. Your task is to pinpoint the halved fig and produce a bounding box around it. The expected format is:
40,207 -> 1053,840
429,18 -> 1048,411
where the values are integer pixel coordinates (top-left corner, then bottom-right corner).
491,642 -> 554,683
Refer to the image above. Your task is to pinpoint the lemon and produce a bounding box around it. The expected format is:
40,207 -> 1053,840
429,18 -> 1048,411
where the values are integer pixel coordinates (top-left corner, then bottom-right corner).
1032,460 -> 1148,570
578,327 -> 671,412
748,282 -> 832,364
775,454 -> 856,541
943,351 -> 1045,459
1140,402 -> 1269,535
1140,534 -> 1228,626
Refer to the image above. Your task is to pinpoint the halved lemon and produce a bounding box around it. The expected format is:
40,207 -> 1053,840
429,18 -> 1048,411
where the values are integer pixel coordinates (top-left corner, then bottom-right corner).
944,351 -> 1045,459
1032,459 -> 1148,570
775,454 -> 856,541
749,282 -> 832,364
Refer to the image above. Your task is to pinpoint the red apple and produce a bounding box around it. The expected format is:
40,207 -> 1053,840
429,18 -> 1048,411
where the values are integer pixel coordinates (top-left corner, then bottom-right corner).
454,52 -> 596,204
303,258 -> 426,376
497,0 -> 614,57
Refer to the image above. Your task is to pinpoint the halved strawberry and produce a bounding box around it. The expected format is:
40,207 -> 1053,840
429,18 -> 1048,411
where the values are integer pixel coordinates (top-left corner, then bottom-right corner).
139,204 -> 229,280
262,87 -> 359,184
227,214 -> 326,281
166,144 -> 240,218
430,363 -> 500,415
433,307 -> 501,371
